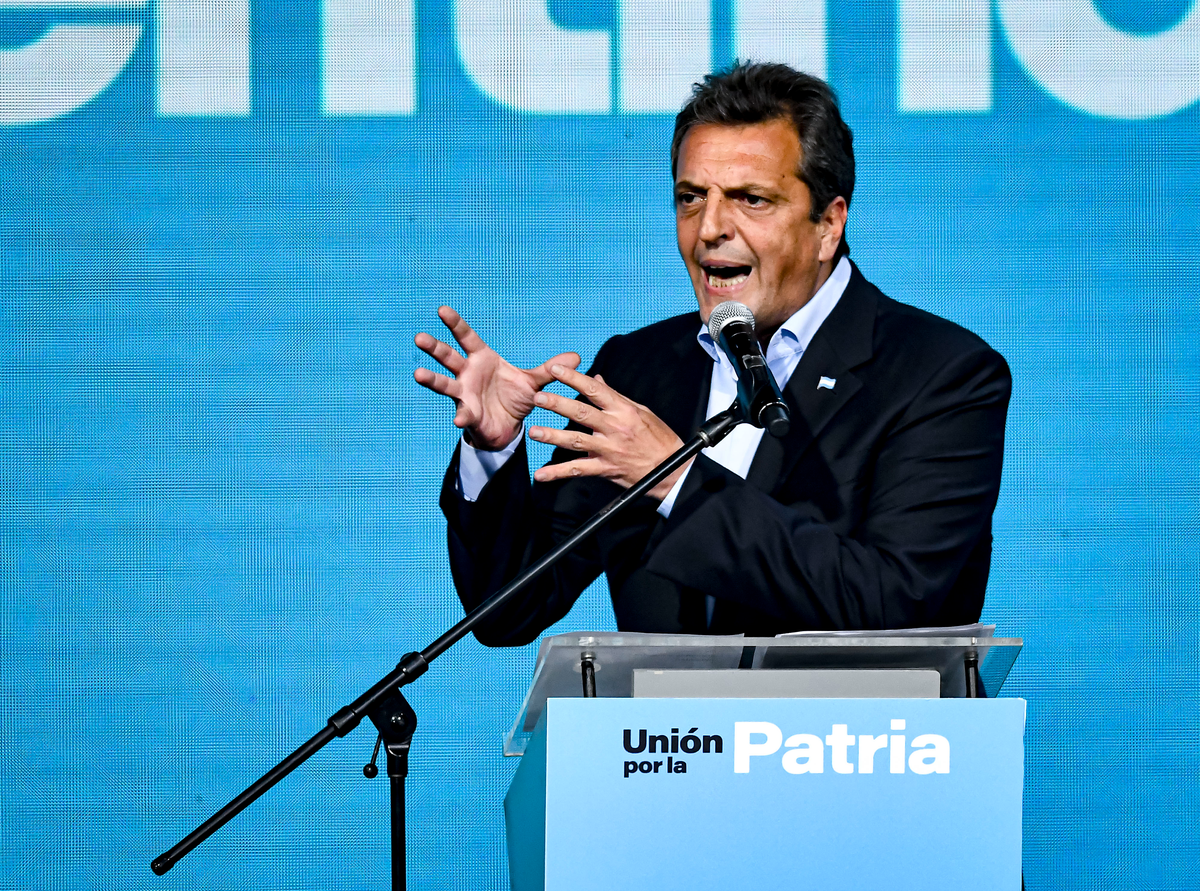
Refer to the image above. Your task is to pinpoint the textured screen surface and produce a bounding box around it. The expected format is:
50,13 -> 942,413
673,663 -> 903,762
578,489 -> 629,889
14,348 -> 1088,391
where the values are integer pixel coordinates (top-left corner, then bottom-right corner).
2,0 -> 1198,887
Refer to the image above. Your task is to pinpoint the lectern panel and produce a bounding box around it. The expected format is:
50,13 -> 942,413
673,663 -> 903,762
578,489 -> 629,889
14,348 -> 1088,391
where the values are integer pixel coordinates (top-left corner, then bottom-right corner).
506,697 -> 1025,890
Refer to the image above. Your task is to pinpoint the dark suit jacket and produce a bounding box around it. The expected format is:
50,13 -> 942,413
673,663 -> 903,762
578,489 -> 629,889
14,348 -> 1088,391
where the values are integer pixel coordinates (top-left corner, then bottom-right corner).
440,264 -> 1011,645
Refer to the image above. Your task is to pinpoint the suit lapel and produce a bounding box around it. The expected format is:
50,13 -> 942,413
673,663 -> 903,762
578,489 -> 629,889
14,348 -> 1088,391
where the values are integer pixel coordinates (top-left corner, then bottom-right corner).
664,318 -> 715,437
746,264 -> 878,493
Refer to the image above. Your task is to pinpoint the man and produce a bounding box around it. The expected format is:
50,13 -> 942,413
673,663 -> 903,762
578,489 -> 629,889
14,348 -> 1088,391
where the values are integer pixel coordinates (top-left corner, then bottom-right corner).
414,63 -> 1011,646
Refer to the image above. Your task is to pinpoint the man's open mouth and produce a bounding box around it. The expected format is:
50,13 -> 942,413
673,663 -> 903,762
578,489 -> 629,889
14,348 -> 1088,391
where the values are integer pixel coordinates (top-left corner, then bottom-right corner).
702,264 -> 752,289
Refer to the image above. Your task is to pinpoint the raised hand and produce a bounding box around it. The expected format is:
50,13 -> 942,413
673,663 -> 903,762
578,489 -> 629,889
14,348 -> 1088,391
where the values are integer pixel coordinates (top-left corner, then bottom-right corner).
413,306 -> 580,451
527,365 -> 688,500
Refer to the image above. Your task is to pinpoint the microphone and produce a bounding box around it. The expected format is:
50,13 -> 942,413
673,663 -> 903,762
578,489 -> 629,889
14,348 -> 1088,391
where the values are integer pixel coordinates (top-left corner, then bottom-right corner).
707,301 -> 791,438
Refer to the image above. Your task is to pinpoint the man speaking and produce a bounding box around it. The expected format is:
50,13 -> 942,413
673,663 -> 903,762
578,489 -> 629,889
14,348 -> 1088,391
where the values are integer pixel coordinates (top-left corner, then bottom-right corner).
414,63 -> 1011,645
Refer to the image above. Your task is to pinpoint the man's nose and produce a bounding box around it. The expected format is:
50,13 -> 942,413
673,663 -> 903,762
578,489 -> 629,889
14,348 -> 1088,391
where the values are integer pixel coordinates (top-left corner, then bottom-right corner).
697,194 -> 732,244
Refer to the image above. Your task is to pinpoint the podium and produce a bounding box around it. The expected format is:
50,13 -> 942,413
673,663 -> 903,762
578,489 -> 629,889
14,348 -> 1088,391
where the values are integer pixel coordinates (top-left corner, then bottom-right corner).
503,632 -> 1025,890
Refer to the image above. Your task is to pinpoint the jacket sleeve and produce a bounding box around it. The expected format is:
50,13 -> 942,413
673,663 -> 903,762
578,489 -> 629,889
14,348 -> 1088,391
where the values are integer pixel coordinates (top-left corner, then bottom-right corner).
644,345 -> 1012,630
439,339 -> 625,646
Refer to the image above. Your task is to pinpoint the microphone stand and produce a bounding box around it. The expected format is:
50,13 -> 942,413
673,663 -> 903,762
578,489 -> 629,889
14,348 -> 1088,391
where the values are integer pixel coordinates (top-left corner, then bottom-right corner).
151,406 -> 744,889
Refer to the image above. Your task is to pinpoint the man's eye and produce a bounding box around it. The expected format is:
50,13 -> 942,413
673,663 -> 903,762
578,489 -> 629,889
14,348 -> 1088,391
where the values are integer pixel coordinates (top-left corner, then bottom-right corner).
676,192 -> 702,206
744,194 -> 767,206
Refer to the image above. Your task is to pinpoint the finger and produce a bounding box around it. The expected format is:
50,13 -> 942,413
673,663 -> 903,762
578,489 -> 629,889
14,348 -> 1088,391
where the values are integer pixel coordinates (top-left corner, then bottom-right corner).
548,364 -> 615,408
452,405 -> 479,429
531,390 -> 612,433
528,352 -> 581,388
413,367 -> 464,400
414,332 -> 467,375
528,425 -> 597,453
533,457 -> 606,483
437,306 -> 488,355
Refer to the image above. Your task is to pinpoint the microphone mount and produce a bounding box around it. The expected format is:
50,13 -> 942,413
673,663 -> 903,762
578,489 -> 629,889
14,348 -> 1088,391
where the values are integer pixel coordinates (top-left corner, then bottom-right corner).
151,405 -> 746,888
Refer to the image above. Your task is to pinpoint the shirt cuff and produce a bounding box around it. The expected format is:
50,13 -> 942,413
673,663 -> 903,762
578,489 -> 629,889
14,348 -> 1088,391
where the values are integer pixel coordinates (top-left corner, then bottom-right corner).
458,430 -> 523,502
656,460 -> 694,518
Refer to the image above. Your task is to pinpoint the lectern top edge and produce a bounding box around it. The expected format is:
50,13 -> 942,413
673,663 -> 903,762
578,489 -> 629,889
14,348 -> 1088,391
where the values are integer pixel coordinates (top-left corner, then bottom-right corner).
532,631 -> 1023,649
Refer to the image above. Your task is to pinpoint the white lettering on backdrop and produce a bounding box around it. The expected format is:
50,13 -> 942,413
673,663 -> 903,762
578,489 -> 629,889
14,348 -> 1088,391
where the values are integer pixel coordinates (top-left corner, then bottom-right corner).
1,0 -> 1196,123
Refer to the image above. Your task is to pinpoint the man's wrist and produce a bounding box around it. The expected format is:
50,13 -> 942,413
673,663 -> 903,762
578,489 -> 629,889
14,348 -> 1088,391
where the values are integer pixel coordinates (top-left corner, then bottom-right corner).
462,426 -> 520,452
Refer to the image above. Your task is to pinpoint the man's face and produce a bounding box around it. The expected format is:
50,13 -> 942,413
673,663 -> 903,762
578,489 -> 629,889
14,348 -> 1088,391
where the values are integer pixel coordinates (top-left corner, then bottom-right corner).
674,119 -> 846,339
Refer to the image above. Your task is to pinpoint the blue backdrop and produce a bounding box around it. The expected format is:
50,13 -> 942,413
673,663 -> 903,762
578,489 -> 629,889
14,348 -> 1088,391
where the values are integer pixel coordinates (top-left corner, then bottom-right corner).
2,0 -> 1198,887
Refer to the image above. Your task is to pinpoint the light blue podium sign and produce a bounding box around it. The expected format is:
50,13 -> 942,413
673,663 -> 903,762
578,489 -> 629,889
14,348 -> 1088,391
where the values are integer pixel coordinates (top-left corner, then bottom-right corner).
506,697 -> 1025,890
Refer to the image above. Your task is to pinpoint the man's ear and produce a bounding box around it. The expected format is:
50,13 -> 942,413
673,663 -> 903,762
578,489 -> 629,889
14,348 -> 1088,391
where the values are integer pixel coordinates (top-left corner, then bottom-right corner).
817,196 -> 848,264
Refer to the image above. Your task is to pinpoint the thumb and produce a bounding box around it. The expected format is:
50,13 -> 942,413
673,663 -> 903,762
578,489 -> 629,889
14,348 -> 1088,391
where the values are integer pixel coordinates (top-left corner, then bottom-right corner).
529,351 -> 581,387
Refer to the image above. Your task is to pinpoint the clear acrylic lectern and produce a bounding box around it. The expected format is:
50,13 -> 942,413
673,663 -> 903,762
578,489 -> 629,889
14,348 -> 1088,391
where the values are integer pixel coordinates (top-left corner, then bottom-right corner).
504,630 -> 1022,755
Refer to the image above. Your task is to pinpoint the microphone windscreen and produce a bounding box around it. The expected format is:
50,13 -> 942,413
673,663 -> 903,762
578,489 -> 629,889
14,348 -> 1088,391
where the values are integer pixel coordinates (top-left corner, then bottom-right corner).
707,301 -> 755,342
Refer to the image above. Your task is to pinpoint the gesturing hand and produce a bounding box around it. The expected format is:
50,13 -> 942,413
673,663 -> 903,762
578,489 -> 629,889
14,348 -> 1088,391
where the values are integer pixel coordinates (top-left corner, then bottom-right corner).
413,307 -> 580,451
527,365 -> 689,501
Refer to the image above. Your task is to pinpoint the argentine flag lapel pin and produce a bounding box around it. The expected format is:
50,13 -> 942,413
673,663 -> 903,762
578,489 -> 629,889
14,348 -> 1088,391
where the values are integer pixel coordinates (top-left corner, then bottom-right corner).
817,376 -> 836,391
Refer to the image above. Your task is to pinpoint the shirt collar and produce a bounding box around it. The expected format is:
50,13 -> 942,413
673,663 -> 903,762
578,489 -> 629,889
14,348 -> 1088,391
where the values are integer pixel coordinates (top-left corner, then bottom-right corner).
696,255 -> 852,365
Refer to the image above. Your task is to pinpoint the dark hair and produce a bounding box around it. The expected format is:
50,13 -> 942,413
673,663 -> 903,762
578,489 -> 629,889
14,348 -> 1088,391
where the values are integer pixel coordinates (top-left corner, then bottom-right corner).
671,62 -> 855,260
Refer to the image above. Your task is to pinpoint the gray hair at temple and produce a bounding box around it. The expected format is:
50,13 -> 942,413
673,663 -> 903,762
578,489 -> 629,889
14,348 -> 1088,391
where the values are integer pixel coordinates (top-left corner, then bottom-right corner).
671,62 -> 856,261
